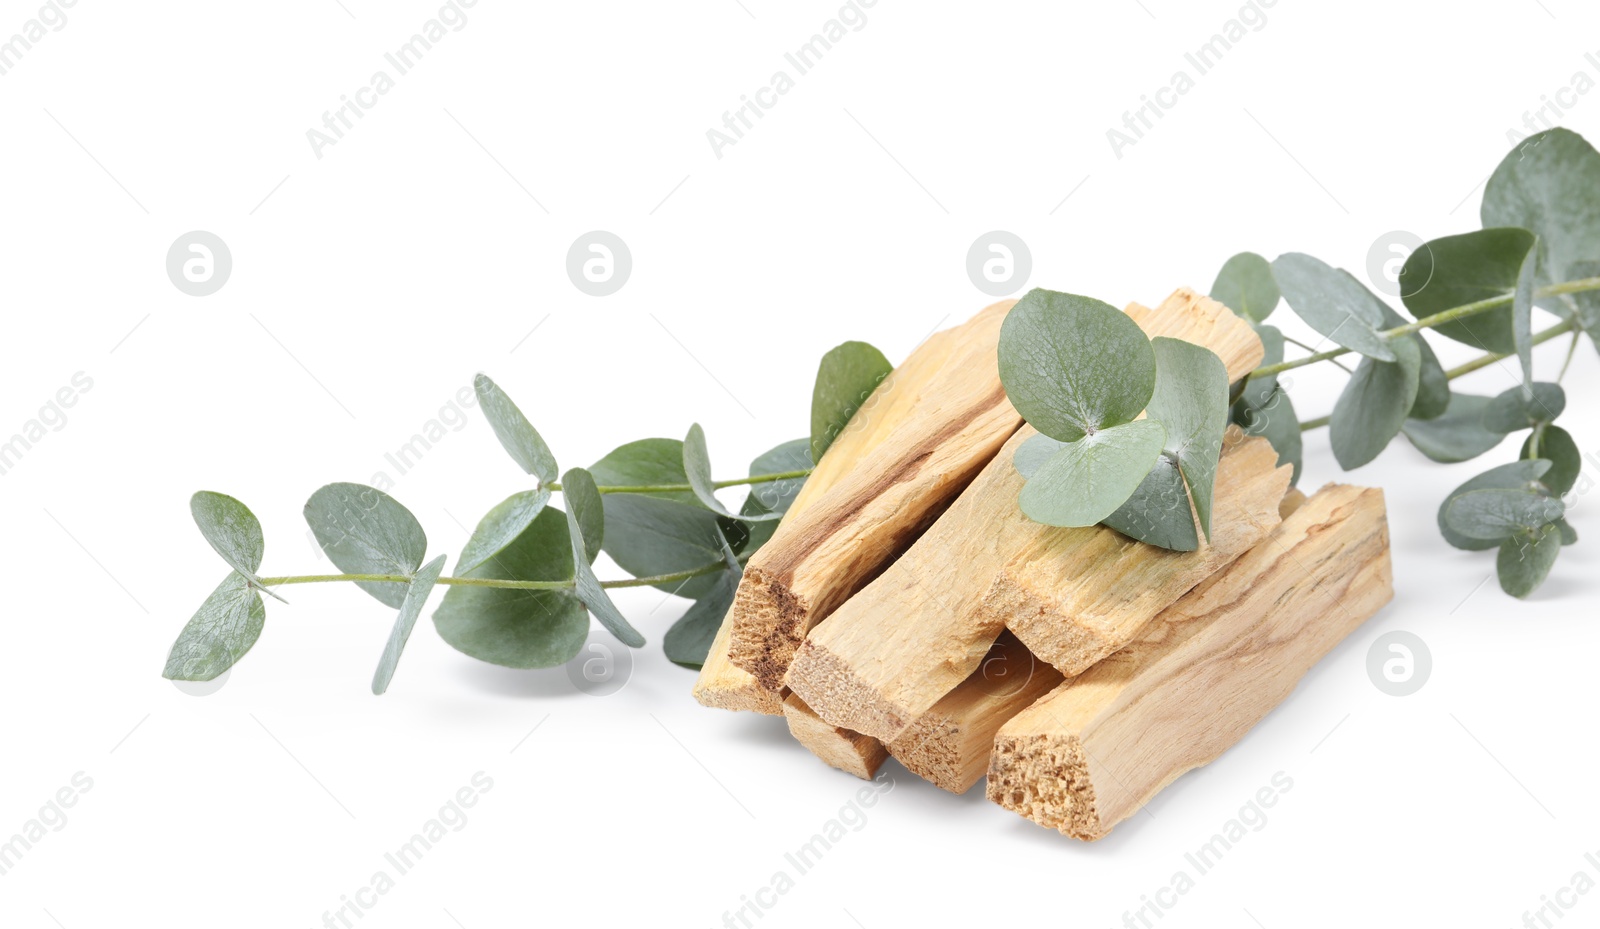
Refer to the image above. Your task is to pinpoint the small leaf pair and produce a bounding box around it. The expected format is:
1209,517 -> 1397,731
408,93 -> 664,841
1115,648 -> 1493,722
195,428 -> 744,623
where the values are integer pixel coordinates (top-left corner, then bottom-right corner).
1439,460 -> 1569,598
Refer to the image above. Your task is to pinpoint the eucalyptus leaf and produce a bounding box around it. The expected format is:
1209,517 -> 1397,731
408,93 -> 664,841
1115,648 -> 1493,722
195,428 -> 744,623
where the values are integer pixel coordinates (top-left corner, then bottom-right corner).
1481,128 -> 1600,300
1210,252 -> 1280,323
1522,424 -> 1580,496
562,468 -> 644,648
1444,488 -> 1564,541
475,373 -> 558,484
432,507 -> 588,668
589,438 -> 697,504
1567,259 -> 1600,337
1018,419 -> 1166,527
1013,432 -> 1068,479
1329,334 -> 1421,470
1397,228 -> 1537,352
371,554 -> 447,695
1513,237 -> 1539,389
190,491 -> 265,578
1232,385 -> 1302,486
1497,524 -> 1562,598
162,573 -> 266,682
457,489 -> 552,575
1556,518 -> 1579,546
998,289 -> 1157,441
1369,296 -> 1448,421
1243,324 -> 1284,400
1483,382 -> 1566,432
600,493 -> 735,599
742,438 -> 813,516
1403,393 -> 1506,463
810,341 -> 892,463
683,424 -> 782,522
1270,254 -> 1396,361
304,483 -> 428,609
1146,338 -> 1228,539
1100,455 -> 1199,551
1438,459 -> 1554,551
663,569 -> 740,670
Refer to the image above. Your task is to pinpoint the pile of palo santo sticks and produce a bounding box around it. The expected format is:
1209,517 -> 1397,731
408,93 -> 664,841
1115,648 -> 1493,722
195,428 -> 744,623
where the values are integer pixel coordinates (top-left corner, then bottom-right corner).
693,288 -> 1392,841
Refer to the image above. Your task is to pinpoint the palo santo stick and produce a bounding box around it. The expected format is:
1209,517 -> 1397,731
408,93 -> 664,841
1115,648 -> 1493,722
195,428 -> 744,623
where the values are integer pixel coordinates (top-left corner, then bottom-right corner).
987,483 -> 1392,840
728,300 -> 1023,692
885,632 -> 1063,794
694,300 -> 1016,713
990,432 -> 1289,677
785,288 -> 1273,742
781,694 -> 889,780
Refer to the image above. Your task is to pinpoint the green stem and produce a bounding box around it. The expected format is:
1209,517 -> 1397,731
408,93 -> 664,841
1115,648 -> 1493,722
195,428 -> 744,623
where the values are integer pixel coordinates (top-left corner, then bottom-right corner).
1298,317 -> 1578,431
256,559 -> 739,593
1252,277 -> 1600,379
1558,329 -> 1583,383
543,468 -> 813,495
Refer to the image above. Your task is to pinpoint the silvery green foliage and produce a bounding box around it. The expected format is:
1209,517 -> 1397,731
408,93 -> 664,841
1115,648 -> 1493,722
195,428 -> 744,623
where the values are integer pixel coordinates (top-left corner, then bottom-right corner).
165,338 -> 889,683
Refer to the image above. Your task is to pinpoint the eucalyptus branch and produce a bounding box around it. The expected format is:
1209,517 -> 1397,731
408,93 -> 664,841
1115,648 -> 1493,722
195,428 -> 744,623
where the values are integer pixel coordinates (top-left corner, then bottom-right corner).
1296,317 -> 1578,432
1250,276 -> 1600,379
543,468 -> 814,495
256,558 -> 745,593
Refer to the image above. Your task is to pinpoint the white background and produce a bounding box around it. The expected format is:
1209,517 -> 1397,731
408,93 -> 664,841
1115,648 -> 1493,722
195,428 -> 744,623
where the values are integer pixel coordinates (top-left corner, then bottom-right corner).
2,1 -> 1598,927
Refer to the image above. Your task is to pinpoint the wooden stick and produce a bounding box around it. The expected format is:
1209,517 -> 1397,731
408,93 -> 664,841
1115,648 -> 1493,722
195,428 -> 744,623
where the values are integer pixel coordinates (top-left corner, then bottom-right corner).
785,289 -> 1273,742
693,300 -> 1015,713
781,694 -> 890,780
884,632 -> 1064,793
727,300 -> 1023,692
987,484 -> 1393,840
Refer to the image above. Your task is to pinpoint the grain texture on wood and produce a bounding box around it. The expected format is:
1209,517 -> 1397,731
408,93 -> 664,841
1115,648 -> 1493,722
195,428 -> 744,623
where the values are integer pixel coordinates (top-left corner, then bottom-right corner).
782,694 -> 889,780
992,430 -> 1289,677
728,300 -> 1024,692
987,484 -> 1392,840
885,632 -> 1064,794
785,289 -> 1273,742
693,300 -> 1015,713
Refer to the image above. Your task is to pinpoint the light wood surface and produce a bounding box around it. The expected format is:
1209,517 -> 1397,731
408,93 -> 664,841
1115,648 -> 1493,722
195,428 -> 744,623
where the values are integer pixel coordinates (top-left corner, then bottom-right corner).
986,484 -> 1392,840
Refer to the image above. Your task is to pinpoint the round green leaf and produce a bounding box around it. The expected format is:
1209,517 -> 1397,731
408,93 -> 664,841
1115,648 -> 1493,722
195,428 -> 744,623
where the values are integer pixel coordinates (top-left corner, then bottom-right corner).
811,341 -> 892,463
1397,228 -> 1537,352
432,507 -> 587,669
304,483 -> 428,609
1210,252 -> 1280,323
1483,382 -> 1566,432
600,494 -> 735,599
1522,424 -> 1580,496
590,438 -> 697,504
1329,335 -> 1421,470
162,573 -> 266,682
1497,524 -> 1562,598
1367,297 -> 1447,420
1146,338 -> 1229,539
1100,455 -> 1199,552
1438,459 -> 1554,551
372,554 -> 447,695
458,489 -> 552,576
475,373 -> 559,484
1403,393 -> 1505,463
1482,128 -> 1600,296
1445,488 -> 1564,541
998,289 -> 1157,441
1270,254 -> 1396,362
190,491 -> 265,580
563,467 -> 644,648
1018,419 -> 1166,527
1556,518 -> 1579,546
